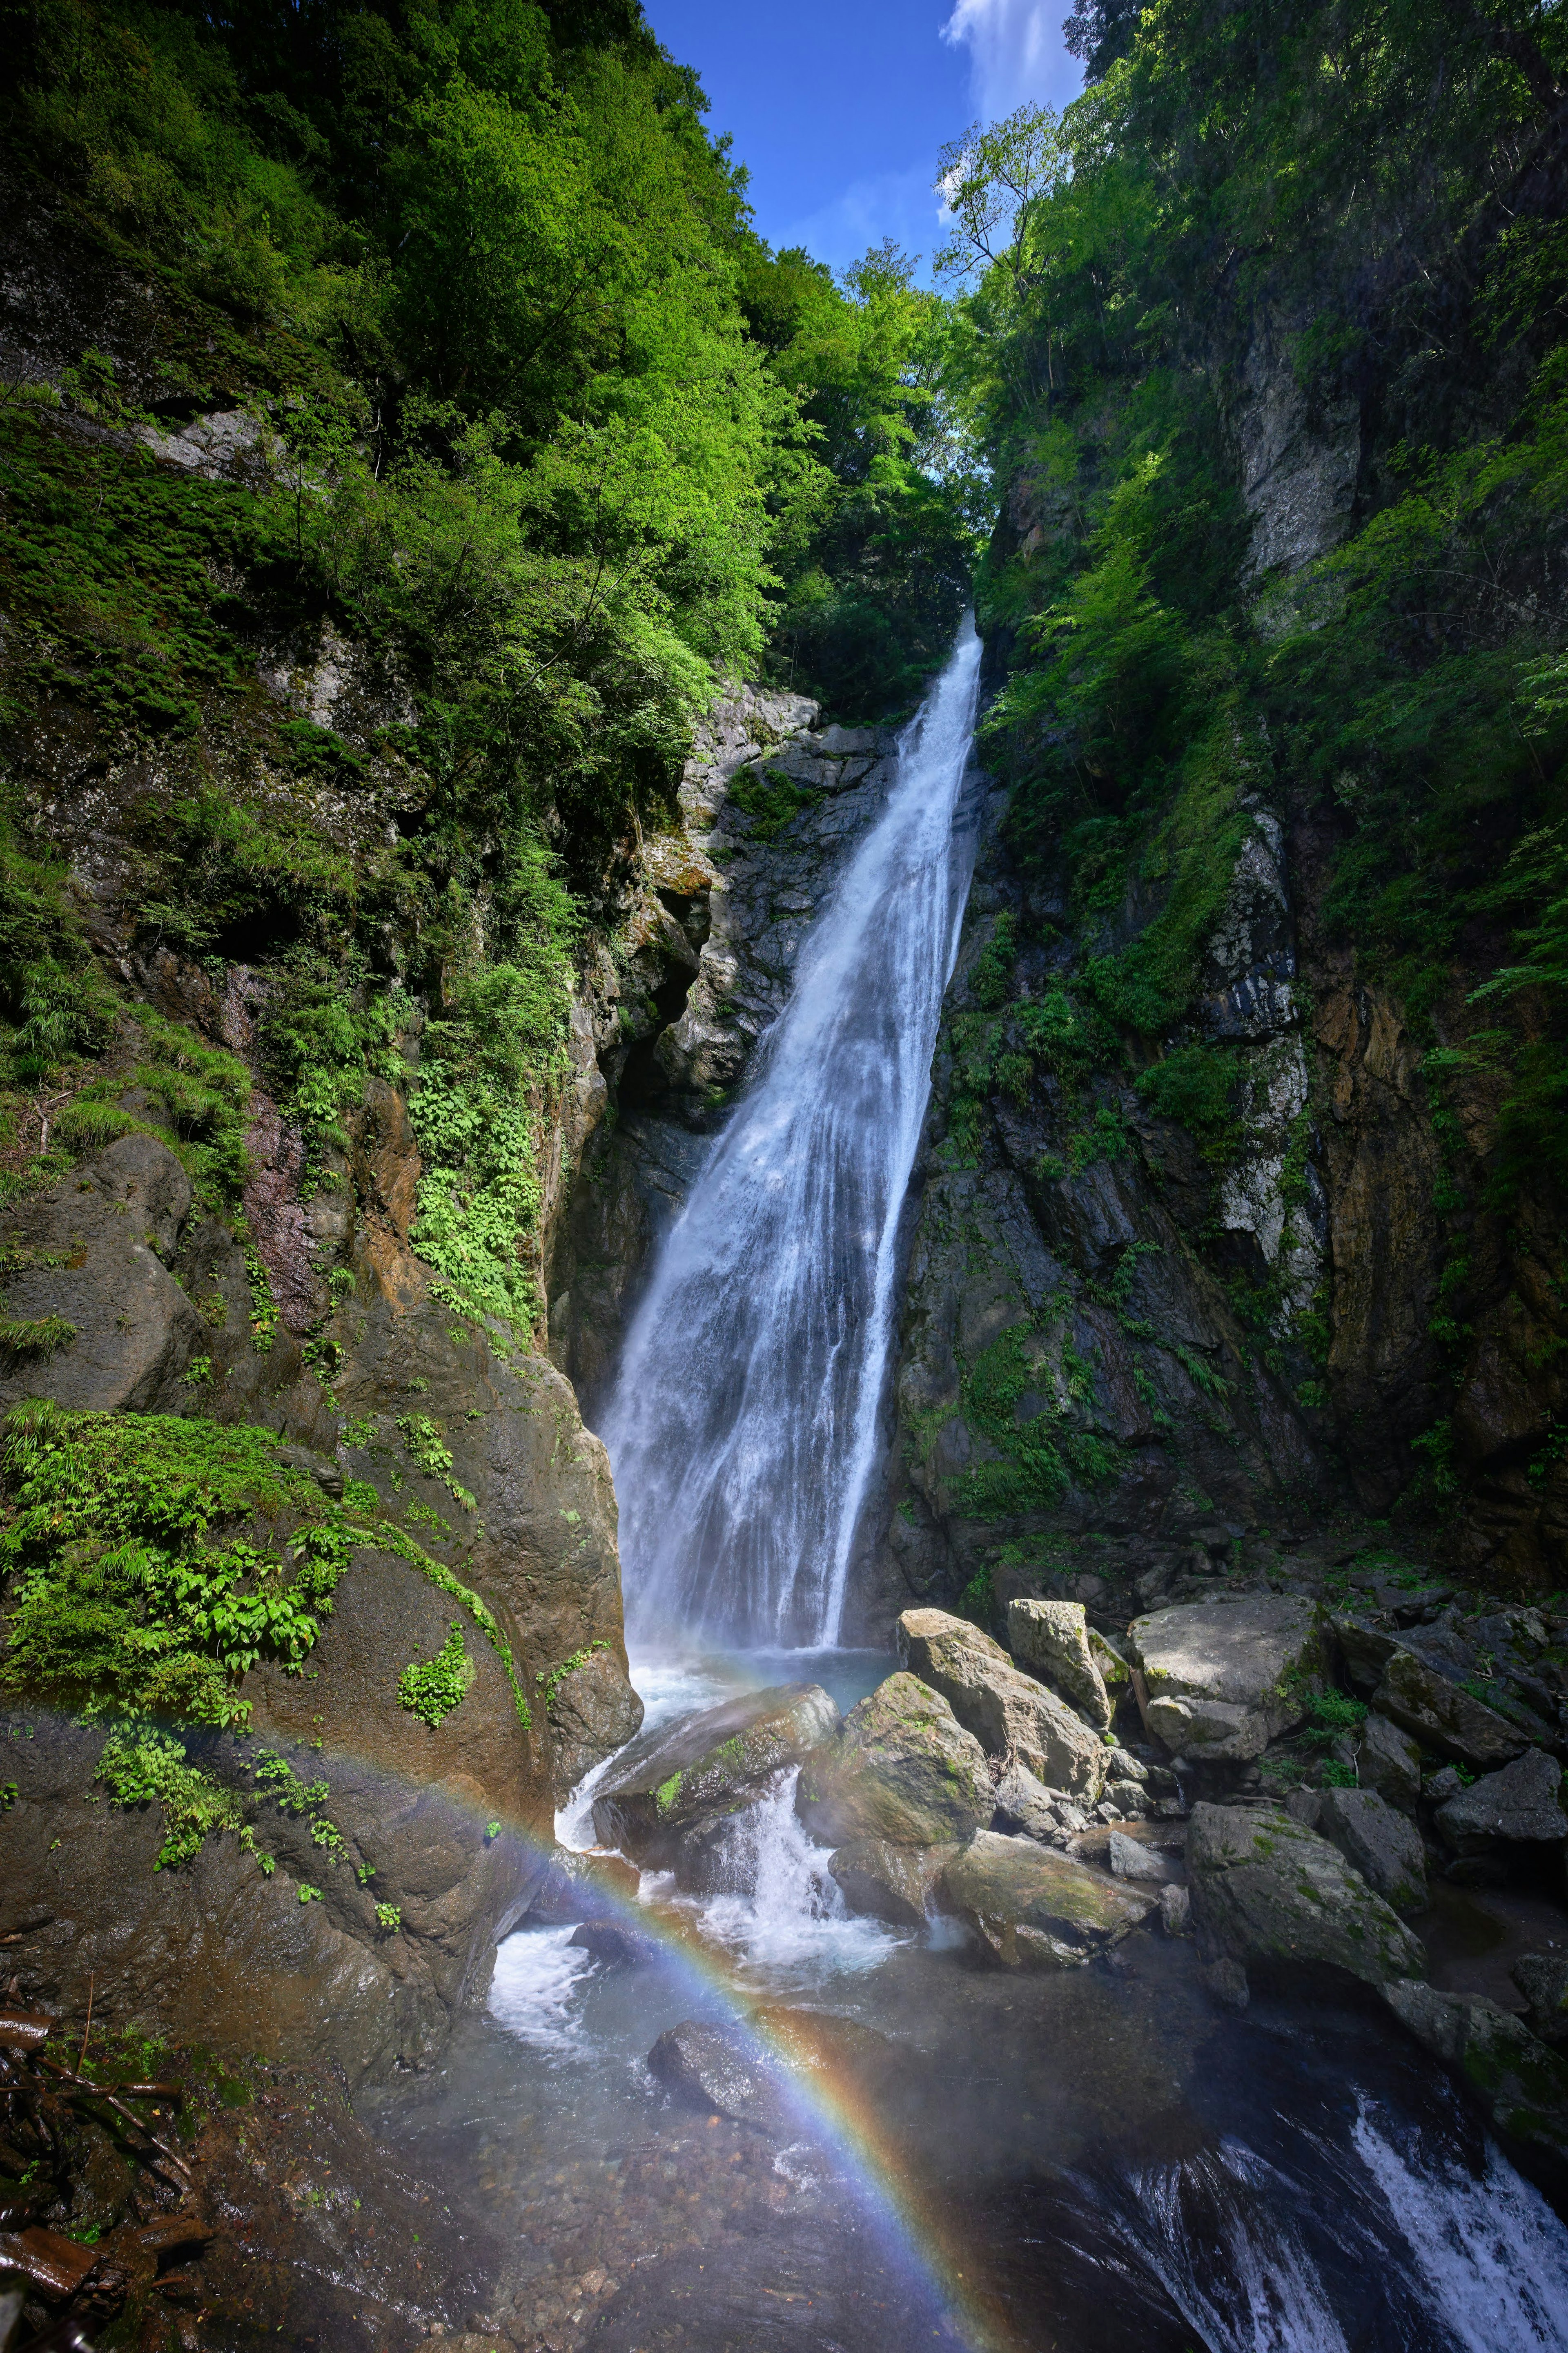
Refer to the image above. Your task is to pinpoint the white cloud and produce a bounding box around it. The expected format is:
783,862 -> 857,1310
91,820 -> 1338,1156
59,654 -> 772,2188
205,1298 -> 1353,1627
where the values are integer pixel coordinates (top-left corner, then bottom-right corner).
777,163 -> 950,280
941,0 -> 1080,120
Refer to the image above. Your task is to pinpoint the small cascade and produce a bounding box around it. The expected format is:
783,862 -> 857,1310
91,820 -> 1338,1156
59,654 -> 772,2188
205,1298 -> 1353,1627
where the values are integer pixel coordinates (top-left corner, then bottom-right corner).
692,1769 -> 897,1978
601,620 -> 982,1648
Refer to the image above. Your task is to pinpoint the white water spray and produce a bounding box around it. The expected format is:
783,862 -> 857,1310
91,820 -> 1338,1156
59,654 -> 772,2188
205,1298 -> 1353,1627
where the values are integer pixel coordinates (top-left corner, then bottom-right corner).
601,621 -> 982,1647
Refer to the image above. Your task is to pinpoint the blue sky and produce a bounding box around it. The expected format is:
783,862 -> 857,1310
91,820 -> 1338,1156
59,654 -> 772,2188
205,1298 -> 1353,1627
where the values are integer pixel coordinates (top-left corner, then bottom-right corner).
644,0 -> 1084,278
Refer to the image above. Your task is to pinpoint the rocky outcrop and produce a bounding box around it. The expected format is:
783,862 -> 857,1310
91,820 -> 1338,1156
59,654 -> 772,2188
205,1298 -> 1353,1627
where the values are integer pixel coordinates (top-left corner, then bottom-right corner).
548,689 -> 904,1408
1434,1748 -> 1568,1853
937,1830 -> 1154,1968
829,1836 -> 959,1926
795,1673 -> 993,1848
1356,1711 -> 1423,1811
1373,1647 -> 1528,1769
1006,1597 -> 1112,1732
895,1608 -> 1107,1795
1514,1954 -> 1568,2046
876,792 -> 1336,1637
1187,1801 -> 1425,1989
591,1684 -> 838,1882
1315,1787 -> 1428,1916
1384,1981 -> 1568,2170
1131,1595 -> 1320,1761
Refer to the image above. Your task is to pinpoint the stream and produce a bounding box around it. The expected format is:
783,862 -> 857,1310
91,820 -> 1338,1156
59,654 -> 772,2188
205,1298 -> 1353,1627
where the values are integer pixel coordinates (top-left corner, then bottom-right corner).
371,632 -> 1568,2351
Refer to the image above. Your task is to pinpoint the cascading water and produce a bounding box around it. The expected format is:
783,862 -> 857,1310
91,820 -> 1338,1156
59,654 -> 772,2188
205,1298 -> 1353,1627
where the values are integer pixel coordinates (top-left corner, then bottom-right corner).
601,618 -> 983,1647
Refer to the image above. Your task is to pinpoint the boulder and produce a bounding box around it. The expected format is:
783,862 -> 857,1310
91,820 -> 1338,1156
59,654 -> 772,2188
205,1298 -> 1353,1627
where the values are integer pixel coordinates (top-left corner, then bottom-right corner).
990,1763 -> 1062,1842
1187,1802 -> 1425,1987
1513,1954 -> 1568,2047
1356,1711 -> 1423,1813
828,1838 -> 959,1926
569,1920 -> 661,1968
1006,1599 -> 1112,1733
1331,1614 -> 1401,1696
795,1674 -> 992,1848
893,1610 -> 1106,1795
1130,1596 -> 1320,1761
1384,1981 -> 1568,2167
1203,1956 -> 1251,2012
1107,1829 -> 1180,1885
526,1845 -> 641,1923
1159,1884 -> 1192,1937
646,2021 -> 785,2132
1372,1649 -> 1527,1770
1434,1749 -> 1568,1854
1316,1787 -> 1428,1916
938,1831 -> 1154,1969
591,1684 -> 839,1875
548,1647 -> 645,1805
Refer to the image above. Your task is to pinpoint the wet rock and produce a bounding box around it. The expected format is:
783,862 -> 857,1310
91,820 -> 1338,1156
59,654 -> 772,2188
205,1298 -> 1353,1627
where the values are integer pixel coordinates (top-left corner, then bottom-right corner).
894,1609 -> 1107,1795
570,1920 -> 661,1969
1356,1711 -> 1423,1813
0,1135 -> 204,1415
1159,1883 -> 1192,1936
1435,1748 -> 1568,1854
526,1845 -> 641,1922
647,2021 -> 785,2132
1006,1598 -> 1112,1733
1202,1956 -> 1251,2012
938,1830 -> 1154,1968
548,1646 -> 645,1805
1106,1746 -> 1148,1782
1106,1777 -> 1152,1817
795,1674 -> 992,1848
1331,1613 -> 1402,1695
1131,1595 -> 1320,1762
1384,1981 -> 1568,2168
991,1763 -> 1061,1842
1187,1801 -> 1425,1988
828,1838 -> 958,1926
1316,1787 -> 1428,1916
1372,1648 -> 1528,1770
1107,1829 -> 1180,1884
1512,1954 -> 1568,2047
591,1684 -> 838,1876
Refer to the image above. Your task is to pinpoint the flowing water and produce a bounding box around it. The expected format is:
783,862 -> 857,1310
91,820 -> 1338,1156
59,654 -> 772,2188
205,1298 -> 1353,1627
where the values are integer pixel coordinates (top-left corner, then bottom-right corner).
601,619 -> 983,1648
374,626 -> 1568,2350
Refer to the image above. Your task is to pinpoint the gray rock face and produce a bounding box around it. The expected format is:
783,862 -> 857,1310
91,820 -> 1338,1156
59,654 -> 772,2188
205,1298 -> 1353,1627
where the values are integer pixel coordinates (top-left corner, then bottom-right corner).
547,1644 -> 646,1805
795,1673 -> 993,1849
1513,1953 -> 1568,2046
1384,1981 -> 1568,2166
1316,1787 -> 1428,1916
1159,1883 -> 1192,1936
1356,1711 -> 1423,1813
1374,1649 -> 1528,1770
828,1838 -> 958,1926
1187,1802 -> 1425,1987
1131,1596 -> 1320,1760
895,1608 -> 1106,1795
938,1830 -> 1154,1969
1107,1829 -> 1180,1885
991,1762 -> 1063,1842
646,2021 -> 785,2131
569,1920 -> 661,1969
591,1684 -> 838,1877
1435,1749 -> 1568,1853
0,1134 -> 205,1415
1007,1597 -> 1112,1733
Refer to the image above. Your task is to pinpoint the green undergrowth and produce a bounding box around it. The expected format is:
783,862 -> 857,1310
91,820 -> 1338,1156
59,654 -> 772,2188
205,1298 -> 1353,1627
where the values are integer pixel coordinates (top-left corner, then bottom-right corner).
724,765 -> 822,843
922,1318 -> 1121,1521
398,1621 -> 474,1729
0,1401 -> 532,1867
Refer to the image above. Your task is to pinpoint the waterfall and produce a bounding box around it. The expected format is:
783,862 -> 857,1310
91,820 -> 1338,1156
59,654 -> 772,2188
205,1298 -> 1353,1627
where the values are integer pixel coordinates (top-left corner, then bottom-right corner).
601,620 -> 982,1648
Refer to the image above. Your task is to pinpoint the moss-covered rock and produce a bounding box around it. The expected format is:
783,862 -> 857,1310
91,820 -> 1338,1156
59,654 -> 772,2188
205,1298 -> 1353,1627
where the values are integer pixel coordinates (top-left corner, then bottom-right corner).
1384,1981 -> 1568,2168
1131,1595 -> 1321,1761
828,1836 -> 960,1926
795,1672 -> 993,1848
591,1683 -> 839,1878
894,1608 -> 1107,1795
937,1829 -> 1154,1968
1187,1800 -> 1425,1987
1007,1596 -> 1112,1733
1373,1648 -> 1528,1770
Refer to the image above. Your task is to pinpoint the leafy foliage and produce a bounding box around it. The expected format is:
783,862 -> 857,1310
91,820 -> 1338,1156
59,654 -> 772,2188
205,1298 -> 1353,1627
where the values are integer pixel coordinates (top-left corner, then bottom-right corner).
398,1621 -> 474,1728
